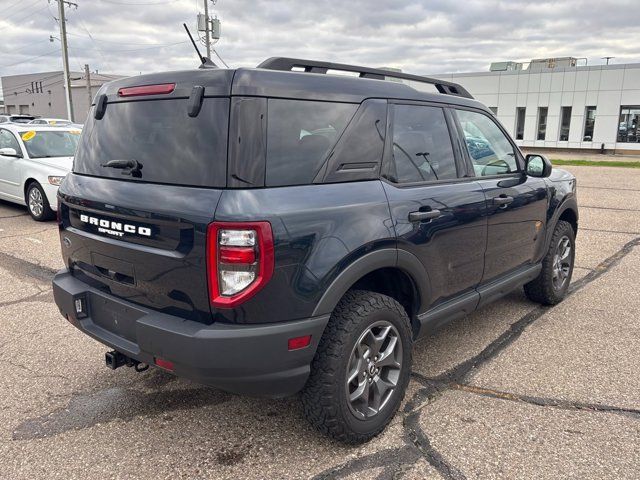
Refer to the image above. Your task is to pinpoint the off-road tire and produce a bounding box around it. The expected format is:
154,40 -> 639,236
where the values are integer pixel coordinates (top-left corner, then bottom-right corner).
301,290 -> 412,444
524,220 -> 575,305
25,182 -> 55,222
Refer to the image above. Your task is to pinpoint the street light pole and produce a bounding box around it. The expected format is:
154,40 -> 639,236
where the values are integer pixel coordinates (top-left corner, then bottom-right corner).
84,64 -> 92,111
57,0 -> 77,122
203,0 -> 211,59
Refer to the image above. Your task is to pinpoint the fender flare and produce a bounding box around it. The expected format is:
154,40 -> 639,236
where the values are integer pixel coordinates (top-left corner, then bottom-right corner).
545,194 -> 578,250
311,248 -> 431,317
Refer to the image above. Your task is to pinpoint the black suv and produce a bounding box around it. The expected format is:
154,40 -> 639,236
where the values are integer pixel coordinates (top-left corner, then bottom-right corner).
53,58 -> 578,443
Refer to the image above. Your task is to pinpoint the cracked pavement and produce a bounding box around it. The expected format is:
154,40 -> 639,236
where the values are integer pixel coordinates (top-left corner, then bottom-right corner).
1,165 -> 639,479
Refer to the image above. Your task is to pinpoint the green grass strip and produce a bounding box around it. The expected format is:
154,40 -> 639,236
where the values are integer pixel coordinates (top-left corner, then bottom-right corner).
551,159 -> 640,168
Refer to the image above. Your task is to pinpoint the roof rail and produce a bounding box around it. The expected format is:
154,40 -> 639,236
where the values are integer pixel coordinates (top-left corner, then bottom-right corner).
257,57 -> 473,99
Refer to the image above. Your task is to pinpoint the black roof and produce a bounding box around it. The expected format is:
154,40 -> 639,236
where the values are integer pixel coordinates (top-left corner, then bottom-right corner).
95,58 -> 485,110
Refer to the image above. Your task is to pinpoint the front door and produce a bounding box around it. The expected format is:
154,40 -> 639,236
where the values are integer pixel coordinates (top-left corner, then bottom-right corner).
0,128 -> 24,200
382,103 -> 487,309
452,108 -> 549,283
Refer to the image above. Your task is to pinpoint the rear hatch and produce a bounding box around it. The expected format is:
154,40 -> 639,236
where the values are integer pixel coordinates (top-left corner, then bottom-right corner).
58,69 -> 234,324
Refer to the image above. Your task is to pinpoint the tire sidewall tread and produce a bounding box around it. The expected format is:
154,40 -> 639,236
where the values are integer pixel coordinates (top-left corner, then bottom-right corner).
301,290 -> 412,444
524,220 -> 575,305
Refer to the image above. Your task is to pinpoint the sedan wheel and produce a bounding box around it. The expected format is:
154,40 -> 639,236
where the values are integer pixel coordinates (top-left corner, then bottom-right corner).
28,186 -> 44,218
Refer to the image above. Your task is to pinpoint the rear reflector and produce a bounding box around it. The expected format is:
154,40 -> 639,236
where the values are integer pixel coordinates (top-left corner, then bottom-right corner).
219,246 -> 256,264
118,83 -> 175,97
288,335 -> 312,351
154,357 -> 174,371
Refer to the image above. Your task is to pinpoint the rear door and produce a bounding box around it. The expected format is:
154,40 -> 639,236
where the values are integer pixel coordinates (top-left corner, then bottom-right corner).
382,102 -> 487,311
451,107 -> 549,283
58,80 -> 231,325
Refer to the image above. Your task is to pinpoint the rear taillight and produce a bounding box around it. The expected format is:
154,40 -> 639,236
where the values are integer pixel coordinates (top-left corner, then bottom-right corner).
207,221 -> 274,308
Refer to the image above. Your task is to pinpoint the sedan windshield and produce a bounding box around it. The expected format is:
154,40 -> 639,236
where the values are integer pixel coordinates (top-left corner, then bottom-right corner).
20,130 -> 80,158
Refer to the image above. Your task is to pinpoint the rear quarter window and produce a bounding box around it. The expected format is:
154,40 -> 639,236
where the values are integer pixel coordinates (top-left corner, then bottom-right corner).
74,97 -> 229,187
265,99 -> 357,187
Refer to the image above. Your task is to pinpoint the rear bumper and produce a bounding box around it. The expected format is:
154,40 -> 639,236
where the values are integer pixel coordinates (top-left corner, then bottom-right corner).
52,269 -> 329,397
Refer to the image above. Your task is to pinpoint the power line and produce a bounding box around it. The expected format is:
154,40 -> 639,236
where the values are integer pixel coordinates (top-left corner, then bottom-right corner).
103,41 -> 189,53
0,0 -> 28,15
9,4 -> 51,24
212,48 -> 228,68
2,0 -> 42,21
99,0 -> 177,4
66,30 -> 186,47
0,48 -> 61,69
0,38 -> 52,55
0,72 -> 62,91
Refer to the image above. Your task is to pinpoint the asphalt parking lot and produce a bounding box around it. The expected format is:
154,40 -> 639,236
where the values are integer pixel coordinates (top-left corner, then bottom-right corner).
1,165 -> 639,479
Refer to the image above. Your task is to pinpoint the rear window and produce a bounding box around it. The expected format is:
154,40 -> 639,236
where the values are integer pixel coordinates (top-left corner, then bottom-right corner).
74,98 -> 229,187
266,99 -> 357,186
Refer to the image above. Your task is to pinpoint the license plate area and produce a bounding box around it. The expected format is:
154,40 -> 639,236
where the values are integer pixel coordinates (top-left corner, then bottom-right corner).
89,292 -> 144,343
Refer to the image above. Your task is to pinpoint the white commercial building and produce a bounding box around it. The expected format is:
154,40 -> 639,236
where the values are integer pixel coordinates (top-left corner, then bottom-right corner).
1,70 -> 123,124
435,59 -> 640,155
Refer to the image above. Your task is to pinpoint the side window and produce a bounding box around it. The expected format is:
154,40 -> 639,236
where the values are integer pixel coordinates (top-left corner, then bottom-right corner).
265,99 -> 357,187
455,109 -> 518,176
0,129 -> 21,152
389,104 -> 457,184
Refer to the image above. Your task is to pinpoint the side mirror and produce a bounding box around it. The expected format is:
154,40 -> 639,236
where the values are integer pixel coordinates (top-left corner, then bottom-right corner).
525,154 -> 552,178
0,147 -> 21,158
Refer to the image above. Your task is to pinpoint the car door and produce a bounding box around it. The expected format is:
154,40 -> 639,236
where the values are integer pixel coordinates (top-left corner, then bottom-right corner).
0,128 -> 24,200
381,102 -> 487,317
451,107 -> 549,285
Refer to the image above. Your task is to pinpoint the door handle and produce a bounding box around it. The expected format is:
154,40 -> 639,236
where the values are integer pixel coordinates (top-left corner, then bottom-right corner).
408,209 -> 441,222
493,195 -> 514,207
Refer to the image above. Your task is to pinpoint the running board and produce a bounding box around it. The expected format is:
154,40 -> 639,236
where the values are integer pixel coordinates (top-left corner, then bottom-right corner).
416,263 -> 541,337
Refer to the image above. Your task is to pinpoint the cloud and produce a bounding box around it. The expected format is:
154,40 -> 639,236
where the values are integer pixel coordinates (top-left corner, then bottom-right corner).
1,0 -> 639,98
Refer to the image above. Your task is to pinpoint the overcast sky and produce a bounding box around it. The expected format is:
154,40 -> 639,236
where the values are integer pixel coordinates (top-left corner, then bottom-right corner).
1,0 -> 639,98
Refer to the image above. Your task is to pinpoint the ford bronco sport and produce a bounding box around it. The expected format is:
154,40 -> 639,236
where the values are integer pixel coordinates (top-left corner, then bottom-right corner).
53,58 -> 578,443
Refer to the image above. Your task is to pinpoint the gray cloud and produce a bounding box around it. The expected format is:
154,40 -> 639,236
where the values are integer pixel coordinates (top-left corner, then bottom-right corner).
1,0 -> 639,98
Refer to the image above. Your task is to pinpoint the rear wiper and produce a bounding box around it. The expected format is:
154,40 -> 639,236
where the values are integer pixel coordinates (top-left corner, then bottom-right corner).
101,159 -> 143,178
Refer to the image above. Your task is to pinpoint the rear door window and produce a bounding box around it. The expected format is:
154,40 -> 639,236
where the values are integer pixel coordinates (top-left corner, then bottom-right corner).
74,98 -> 229,187
265,99 -> 357,186
388,104 -> 458,183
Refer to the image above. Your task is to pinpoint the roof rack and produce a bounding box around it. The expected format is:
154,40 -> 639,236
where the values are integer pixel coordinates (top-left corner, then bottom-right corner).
257,57 -> 473,99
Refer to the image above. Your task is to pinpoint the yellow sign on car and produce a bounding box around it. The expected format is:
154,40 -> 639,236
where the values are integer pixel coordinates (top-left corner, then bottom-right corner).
21,131 -> 36,141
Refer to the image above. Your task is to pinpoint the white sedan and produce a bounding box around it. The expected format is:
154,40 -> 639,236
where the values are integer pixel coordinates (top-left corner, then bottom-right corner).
0,124 -> 80,221
28,118 -> 73,127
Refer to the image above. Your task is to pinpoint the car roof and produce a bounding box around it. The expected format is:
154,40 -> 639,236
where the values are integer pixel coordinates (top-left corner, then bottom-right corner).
0,124 -> 81,133
33,118 -> 70,121
95,65 -> 487,110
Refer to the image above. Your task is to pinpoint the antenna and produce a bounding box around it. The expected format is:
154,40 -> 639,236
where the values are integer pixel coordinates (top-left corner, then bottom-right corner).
183,23 -> 217,69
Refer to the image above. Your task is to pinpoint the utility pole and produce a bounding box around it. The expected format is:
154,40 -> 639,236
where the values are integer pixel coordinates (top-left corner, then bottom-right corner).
84,64 -> 92,111
203,0 -> 211,59
56,0 -> 77,122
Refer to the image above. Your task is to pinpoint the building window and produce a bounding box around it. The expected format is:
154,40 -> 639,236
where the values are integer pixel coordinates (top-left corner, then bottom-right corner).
583,106 -> 596,141
489,107 -> 498,116
515,107 -> 526,140
618,106 -> 640,143
559,106 -> 572,141
536,107 -> 548,140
